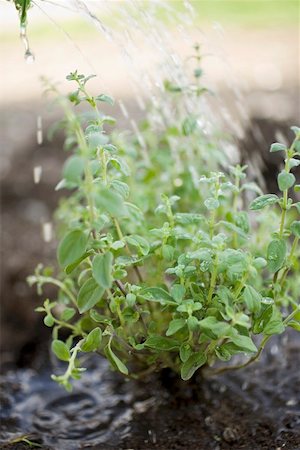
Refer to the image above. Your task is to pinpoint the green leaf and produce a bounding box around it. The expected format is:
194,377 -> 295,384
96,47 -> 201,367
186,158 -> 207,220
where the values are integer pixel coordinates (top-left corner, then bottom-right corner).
204,198 -> 219,210
87,131 -> 108,148
81,327 -> 102,352
162,245 -> 175,261
57,230 -> 88,267
230,333 -> 257,353
170,284 -> 186,303
288,158 -> 300,169
44,315 -> 54,327
288,320 -> 300,331
95,94 -> 114,105
65,250 -> 93,274
105,342 -> 128,375
126,235 -> 150,256
90,309 -> 112,324
249,194 -> 279,210
277,171 -> 296,191
198,317 -> 230,338
94,187 -> 126,217
179,343 -> 192,362
77,277 -> 105,313
175,213 -> 204,225
166,319 -> 186,336
60,307 -> 76,321
182,115 -> 197,136
291,221 -> 300,238
141,287 -> 176,305
267,239 -> 286,273
92,252 -> 113,289
181,352 -> 207,381
263,306 -> 285,335
270,143 -> 286,152
110,180 -> 130,199
52,340 -> 70,361
291,126 -> 300,136
187,316 -> 199,332
143,336 -> 180,351
243,285 -> 262,313
63,155 -> 85,183
253,257 -> 267,269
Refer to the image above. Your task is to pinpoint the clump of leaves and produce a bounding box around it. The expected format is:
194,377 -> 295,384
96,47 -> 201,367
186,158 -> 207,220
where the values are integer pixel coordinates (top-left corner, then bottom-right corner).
28,72 -> 300,390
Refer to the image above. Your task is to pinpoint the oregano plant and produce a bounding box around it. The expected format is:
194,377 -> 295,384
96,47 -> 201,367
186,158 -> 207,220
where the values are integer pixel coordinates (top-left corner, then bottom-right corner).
28,73 -> 300,390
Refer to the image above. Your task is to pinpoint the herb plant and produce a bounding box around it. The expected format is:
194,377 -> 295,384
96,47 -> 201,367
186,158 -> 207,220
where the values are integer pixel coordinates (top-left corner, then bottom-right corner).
29,72 -> 300,390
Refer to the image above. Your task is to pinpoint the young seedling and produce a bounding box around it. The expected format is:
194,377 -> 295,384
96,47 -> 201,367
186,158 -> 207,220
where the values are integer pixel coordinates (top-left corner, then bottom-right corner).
29,73 -> 300,389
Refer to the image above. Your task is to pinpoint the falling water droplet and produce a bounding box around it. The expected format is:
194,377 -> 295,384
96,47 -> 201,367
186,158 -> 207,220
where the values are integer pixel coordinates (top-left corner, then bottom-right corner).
20,24 -> 35,63
42,222 -> 53,243
36,115 -> 43,145
33,166 -> 42,184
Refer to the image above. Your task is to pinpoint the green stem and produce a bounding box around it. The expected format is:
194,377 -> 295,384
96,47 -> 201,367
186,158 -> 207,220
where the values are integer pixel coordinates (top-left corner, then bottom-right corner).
207,254 -> 218,304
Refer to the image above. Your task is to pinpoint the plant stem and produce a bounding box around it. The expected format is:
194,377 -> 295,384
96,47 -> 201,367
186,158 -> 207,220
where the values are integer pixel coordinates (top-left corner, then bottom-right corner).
207,254 -> 218,304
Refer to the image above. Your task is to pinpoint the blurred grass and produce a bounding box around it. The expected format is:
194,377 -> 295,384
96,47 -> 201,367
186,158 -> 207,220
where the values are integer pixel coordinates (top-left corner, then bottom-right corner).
1,0 -> 299,43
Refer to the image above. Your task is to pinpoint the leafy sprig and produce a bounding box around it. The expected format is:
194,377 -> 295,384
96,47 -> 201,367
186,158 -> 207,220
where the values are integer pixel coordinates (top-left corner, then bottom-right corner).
29,72 -> 300,389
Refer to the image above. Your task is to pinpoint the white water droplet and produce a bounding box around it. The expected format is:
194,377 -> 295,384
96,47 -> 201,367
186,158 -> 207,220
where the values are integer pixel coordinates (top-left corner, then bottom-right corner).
42,222 -> 53,243
25,50 -> 35,64
36,116 -> 43,145
33,166 -> 42,184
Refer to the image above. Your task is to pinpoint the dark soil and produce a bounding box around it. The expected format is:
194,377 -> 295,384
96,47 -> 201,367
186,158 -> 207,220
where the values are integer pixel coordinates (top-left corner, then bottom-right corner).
0,332 -> 299,450
1,111 -> 299,450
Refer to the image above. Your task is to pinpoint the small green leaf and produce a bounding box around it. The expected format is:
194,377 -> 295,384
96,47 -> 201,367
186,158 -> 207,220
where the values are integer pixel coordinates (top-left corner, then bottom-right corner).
166,319 -> 186,336
267,239 -> 286,273
60,307 -> 76,321
44,315 -> 54,327
291,221 -> 300,238
187,316 -> 199,332
52,340 -> 70,361
126,235 -> 150,256
288,158 -> 300,169
162,245 -> 175,261
105,342 -> 128,375
182,115 -> 197,136
95,94 -> 114,105
143,336 -> 180,351
94,187 -> 126,217
92,252 -> 113,289
65,250 -> 93,274
63,155 -> 85,183
253,257 -> 267,269
179,343 -> 192,362
204,198 -> 219,210
81,327 -> 102,352
291,126 -> 300,136
249,194 -> 279,210
288,320 -> 300,331
181,352 -> 207,381
90,310 -> 112,324
270,143 -> 286,152
170,284 -> 186,303
141,287 -> 176,305
277,171 -> 296,191
243,285 -> 262,313
77,277 -> 105,313
199,317 -> 230,338
58,230 -> 88,267
230,334 -> 257,353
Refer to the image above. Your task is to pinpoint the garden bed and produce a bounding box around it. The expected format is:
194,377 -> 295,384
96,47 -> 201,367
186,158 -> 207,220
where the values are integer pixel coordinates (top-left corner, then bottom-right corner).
0,330 -> 299,450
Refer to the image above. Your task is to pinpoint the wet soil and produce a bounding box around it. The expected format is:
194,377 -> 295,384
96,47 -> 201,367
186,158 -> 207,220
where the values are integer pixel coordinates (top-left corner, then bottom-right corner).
0,332 -> 299,450
1,112 -> 299,449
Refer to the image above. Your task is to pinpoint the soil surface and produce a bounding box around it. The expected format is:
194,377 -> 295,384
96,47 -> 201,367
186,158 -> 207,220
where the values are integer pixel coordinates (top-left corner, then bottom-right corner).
0,331 -> 299,450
